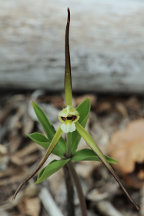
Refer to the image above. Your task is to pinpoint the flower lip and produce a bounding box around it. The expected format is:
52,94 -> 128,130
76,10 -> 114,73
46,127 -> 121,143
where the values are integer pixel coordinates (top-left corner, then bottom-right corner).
61,121 -> 76,133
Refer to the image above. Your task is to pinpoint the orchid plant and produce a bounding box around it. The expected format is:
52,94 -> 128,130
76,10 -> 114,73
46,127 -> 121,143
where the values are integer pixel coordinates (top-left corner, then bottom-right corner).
13,8 -> 139,215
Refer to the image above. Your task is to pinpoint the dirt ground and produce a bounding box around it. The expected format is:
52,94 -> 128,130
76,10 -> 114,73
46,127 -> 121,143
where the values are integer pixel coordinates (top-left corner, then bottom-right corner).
0,91 -> 143,216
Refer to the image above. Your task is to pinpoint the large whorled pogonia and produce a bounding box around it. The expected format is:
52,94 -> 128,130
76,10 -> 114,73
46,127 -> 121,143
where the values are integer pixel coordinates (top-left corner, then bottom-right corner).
12,8 -> 139,211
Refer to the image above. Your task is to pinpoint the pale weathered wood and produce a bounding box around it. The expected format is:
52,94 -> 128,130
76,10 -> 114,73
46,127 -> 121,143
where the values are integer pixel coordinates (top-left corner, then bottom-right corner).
0,0 -> 144,93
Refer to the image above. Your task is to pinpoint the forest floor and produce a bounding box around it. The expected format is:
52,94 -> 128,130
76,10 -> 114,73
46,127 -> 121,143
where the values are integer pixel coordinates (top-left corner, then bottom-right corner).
0,91 -> 143,216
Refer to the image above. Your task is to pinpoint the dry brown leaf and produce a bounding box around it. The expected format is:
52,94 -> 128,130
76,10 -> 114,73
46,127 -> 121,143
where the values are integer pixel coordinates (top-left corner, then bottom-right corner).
0,144 -> 7,155
96,101 -> 112,113
22,154 -> 40,166
14,143 -> 39,158
0,106 -> 15,125
24,182 -> 38,197
109,119 -> 144,175
126,97 -> 141,111
74,94 -> 96,107
9,142 -> 39,166
9,131 -> 22,153
22,114 -> 34,135
0,170 -> 26,186
0,142 -> 40,188
115,102 -> 128,117
18,197 -> 41,216
37,94 -> 64,108
138,170 -> 144,180
0,167 -> 20,178
50,96 -> 65,108
10,155 -> 23,166
124,173 -> 144,189
75,161 -> 97,179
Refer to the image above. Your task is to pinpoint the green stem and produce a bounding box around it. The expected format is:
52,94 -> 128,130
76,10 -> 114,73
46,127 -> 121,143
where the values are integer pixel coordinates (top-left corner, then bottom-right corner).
66,132 -> 72,156
68,162 -> 88,216
63,164 -> 75,216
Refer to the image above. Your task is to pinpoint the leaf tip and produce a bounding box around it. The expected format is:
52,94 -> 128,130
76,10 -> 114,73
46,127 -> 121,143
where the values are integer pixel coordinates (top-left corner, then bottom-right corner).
67,8 -> 70,22
84,98 -> 90,105
113,160 -> 118,164
35,180 -> 40,184
31,101 -> 35,107
27,133 -> 31,139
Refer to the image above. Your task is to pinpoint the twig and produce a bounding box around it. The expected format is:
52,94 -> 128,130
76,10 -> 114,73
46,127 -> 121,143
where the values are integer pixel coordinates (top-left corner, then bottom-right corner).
140,185 -> 144,215
95,200 -> 123,216
39,187 -> 64,216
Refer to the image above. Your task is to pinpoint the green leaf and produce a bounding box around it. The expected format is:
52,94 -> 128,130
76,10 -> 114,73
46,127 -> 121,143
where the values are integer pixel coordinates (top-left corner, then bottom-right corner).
72,149 -> 117,164
71,99 -> 90,153
36,159 -> 69,183
28,133 -> 50,149
32,101 -> 55,139
52,137 -> 66,157
31,102 -> 66,156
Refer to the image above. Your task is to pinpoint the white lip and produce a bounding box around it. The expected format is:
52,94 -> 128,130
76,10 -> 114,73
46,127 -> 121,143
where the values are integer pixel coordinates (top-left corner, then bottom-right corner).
60,122 -> 76,133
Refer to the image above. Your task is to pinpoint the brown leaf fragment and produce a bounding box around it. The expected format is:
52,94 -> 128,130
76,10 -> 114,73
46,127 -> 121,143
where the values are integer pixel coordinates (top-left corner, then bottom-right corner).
22,154 -> 39,166
115,102 -> 128,117
9,131 -> 22,153
18,197 -> 41,216
50,96 -> 65,108
0,170 -> 26,186
10,155 -> 23,166
24,182 -> 38,197
96,101 -> 112,113
14,143 -> 39,158
37,94 -> 65,108
75,94 -> 96,107
0,144 -> 7,155
0,167 -> 19,178
0,106 -> 14,125
138,170 -> 144,180
9,143 -> 39,166
22,114 -> 34,135
126,97 -> 141,112
124,172 -> 144,189
109,119 -> 144,185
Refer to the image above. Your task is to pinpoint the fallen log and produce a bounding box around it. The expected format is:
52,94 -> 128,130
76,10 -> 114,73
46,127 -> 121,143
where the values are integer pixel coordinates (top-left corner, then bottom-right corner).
0,0 -> 144,93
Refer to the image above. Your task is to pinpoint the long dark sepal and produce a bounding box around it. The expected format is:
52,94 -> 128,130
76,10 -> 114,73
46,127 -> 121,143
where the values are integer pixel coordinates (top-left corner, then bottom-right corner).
76,122 -> 139,211
65,8 -> 72,106
12,127 -> 63,199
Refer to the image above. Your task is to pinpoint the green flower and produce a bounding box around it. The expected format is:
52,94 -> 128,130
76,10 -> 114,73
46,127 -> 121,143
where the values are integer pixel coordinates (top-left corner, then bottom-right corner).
58,106 -> 79,133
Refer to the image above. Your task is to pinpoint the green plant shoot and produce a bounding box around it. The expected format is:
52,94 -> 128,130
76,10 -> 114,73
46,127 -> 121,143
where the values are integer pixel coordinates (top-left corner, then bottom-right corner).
12,8 -> 139,212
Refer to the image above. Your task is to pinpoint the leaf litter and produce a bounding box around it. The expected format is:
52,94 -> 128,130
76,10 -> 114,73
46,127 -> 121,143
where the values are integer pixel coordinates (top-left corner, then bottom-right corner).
0,92 -> 143,216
